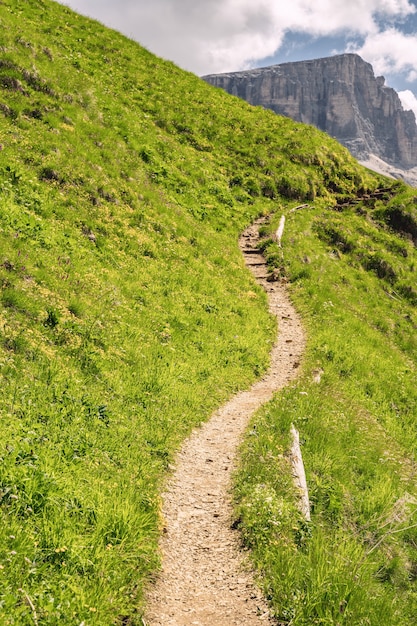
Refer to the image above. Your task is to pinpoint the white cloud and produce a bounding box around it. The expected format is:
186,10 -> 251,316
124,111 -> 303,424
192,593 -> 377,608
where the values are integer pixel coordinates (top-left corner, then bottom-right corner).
399,89 -> 417,118
62,0 -> 416,75
347,28 -> 417,80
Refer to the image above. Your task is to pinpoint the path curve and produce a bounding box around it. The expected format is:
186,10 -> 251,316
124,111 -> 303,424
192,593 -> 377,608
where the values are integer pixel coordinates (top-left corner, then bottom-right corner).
144,219 -> 305,625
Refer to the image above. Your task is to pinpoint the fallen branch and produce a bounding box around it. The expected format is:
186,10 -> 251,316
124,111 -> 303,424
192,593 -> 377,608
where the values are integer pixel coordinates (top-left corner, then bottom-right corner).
289,203 -> 309,214
275,215 -> 285,247
18,589 -> 39,626
290,424 -> 311,521
383,290 -> 401,302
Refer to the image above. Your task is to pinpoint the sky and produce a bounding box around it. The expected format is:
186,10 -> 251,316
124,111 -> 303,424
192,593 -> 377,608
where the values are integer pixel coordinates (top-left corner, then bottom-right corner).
61,0 -> 417,117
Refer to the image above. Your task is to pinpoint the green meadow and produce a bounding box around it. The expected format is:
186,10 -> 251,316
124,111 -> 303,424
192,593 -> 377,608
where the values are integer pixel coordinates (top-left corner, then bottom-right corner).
236,189 -> 417,624
0,0 -> 416,623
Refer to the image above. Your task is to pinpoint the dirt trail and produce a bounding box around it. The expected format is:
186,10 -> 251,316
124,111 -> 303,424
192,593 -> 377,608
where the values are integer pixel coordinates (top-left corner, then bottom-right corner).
144,220 -> 305,625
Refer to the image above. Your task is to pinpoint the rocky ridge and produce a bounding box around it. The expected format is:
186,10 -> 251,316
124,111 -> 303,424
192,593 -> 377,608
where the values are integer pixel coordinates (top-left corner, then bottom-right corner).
203,54 -> 417,185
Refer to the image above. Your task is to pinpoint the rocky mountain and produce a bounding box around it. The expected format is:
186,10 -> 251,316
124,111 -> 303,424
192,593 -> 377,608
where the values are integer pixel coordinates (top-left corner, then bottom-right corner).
203,54 -> 417,184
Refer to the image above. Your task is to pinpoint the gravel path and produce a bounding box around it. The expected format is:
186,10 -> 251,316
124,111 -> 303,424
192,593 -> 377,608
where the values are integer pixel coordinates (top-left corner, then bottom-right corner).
144,219 -> 305,625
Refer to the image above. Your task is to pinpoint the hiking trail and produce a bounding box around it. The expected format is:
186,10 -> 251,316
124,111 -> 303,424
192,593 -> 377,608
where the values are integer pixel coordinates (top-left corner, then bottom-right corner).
144,219 -> 305,625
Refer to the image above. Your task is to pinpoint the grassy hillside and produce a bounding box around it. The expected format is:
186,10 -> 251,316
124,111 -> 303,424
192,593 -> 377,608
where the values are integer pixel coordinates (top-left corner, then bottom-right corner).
235,187 -> 417,624
0,0 -> 416,624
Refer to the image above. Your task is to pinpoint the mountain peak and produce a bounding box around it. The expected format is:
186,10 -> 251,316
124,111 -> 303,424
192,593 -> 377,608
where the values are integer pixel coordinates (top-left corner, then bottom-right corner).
203,54 -> 417,171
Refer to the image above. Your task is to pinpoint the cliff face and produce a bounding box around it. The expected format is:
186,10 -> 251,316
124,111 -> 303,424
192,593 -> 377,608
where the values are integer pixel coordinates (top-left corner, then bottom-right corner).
203,54 -> 417,170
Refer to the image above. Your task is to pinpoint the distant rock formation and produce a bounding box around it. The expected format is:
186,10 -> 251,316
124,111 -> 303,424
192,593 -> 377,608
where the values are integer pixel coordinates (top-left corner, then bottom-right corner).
203,54 -> 417,178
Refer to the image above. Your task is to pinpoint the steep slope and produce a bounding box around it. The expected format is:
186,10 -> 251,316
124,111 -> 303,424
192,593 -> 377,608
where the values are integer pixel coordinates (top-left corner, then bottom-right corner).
235,190 -> 417,625
145,221 -> 304,625
0,1 -> 379,623
203,54 -> 417,179
0,1 -> 417,624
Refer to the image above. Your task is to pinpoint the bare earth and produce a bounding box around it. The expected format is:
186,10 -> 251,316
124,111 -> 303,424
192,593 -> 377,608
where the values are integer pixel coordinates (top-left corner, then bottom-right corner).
144,220 -> 305,625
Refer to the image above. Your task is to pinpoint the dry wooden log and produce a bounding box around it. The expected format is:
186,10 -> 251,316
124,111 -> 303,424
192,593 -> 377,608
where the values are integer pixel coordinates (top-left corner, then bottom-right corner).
289,203 -> 309,214
290,424 -> 311,521
275,215 -> 285,247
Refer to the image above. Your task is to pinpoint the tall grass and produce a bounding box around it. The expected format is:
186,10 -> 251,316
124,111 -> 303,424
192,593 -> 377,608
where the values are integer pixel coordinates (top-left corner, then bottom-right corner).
235,190 -> 417,624
1,0 -> 409,622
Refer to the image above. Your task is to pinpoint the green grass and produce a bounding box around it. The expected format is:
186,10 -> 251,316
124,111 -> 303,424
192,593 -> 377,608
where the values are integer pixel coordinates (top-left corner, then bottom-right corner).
0,0 -> 414,623
235,189 -> 417,624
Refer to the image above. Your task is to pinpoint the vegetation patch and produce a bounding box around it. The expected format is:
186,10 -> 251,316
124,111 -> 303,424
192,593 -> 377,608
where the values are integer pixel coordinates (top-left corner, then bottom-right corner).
1,0 -> 415,623
236,189 -> 417,624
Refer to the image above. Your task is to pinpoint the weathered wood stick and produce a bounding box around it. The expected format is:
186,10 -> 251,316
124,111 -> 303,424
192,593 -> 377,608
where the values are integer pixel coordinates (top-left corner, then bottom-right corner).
275,215 -> 285,247
289,203 -> 309,213
290,424 -> 311,522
